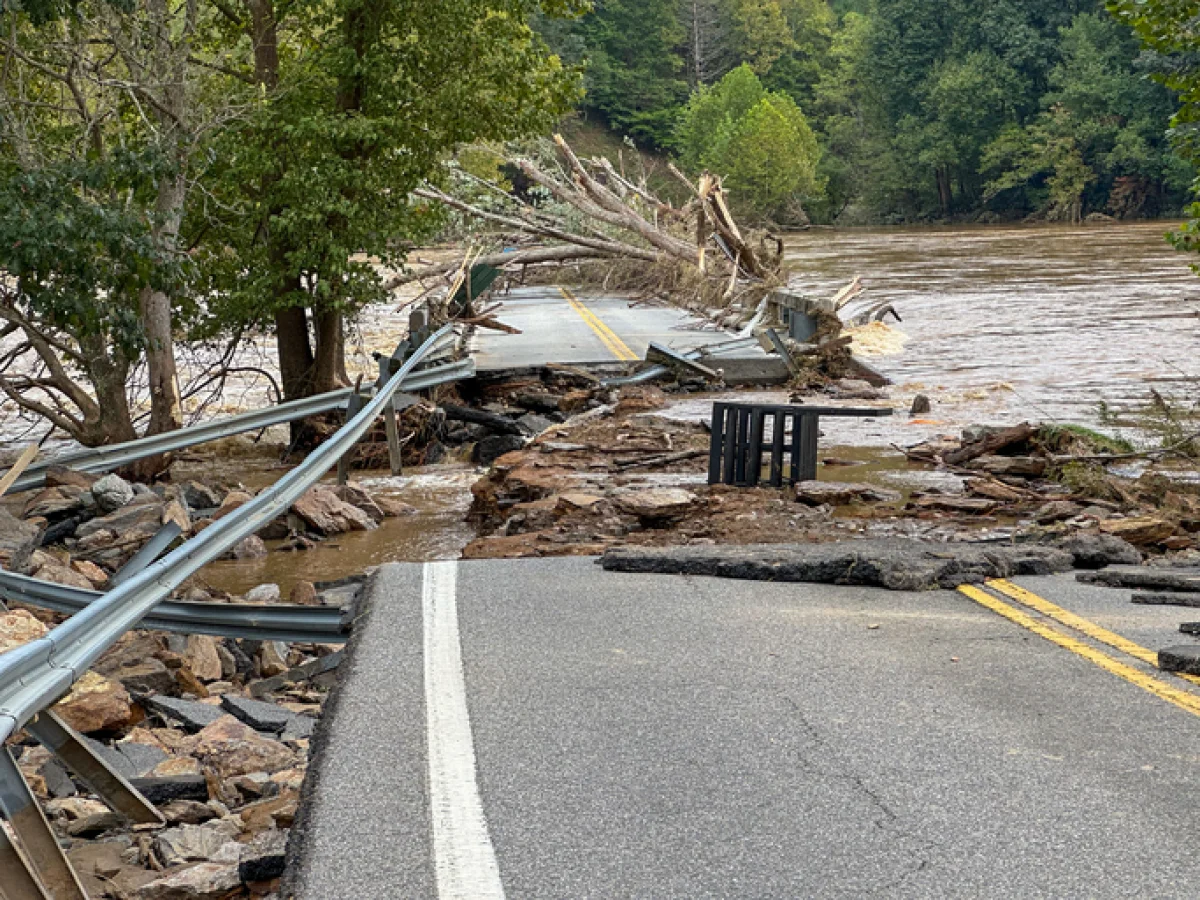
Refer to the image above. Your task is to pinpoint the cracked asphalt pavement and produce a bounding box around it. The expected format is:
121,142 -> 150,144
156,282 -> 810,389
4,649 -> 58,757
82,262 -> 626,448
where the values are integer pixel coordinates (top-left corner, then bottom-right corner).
294,557 -> 1200,898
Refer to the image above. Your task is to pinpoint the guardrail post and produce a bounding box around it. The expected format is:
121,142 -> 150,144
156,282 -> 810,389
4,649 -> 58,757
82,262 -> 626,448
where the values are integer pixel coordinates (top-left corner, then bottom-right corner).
26,712 -> 163,826
0,824 -> 51,900
108,522 -> 182,589
0,749 -> 87,900
336,392 -> 365,486
379,358 -> 403,476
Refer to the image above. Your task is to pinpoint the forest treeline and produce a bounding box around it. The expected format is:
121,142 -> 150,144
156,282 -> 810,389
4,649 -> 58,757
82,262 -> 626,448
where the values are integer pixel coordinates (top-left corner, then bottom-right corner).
536,0 -> 1194,225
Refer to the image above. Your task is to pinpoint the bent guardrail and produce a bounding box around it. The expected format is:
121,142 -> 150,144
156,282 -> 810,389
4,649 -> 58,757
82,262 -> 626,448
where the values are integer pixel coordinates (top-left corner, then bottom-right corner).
9,343 -> 470,494
0,325 -> 458,898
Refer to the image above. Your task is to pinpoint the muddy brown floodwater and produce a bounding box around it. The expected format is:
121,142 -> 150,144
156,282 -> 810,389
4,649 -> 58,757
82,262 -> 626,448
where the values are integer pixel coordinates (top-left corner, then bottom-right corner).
786,222 -> 1200,445
198,222 -> 1199,593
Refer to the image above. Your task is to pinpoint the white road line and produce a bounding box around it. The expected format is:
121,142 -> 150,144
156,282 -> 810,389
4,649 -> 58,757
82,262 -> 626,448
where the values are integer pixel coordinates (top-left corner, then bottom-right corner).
423,560 -> 505,899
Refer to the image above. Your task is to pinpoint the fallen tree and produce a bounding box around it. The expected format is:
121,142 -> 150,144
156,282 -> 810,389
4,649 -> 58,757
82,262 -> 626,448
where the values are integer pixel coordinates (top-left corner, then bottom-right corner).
389,135 -> 786,326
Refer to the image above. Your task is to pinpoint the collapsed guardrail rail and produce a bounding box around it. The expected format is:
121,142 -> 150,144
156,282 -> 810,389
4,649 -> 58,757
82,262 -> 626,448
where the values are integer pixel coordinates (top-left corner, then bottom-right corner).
8,335 -> 468,494
0,325 -> 459,898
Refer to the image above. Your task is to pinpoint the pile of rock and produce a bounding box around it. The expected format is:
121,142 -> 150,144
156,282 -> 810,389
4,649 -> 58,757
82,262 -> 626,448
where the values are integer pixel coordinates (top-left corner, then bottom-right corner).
0,579 -> 358,899
7,469 -> 414,577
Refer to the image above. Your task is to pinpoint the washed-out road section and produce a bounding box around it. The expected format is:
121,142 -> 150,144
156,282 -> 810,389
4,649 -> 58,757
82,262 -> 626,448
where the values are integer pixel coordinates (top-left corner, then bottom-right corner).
290,557 -> 1199,898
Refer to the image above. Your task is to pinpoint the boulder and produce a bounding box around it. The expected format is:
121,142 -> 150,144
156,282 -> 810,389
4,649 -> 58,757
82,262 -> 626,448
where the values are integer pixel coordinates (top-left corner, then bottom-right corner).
908,495 -> 999,515
0,609 -> 48,654
92,473 -> 135,512
333,484 -> 387,523
134,862 -> 241,900
239,829 -> 288,882
290,486 -> 377,535
225,534 -> 268,560
909,394 -> 932,415
246,583 -> 281,603
45,466 -> 98,490
1056,533 -> 1143,569
67,809 -> 123,837
76,501 -> 164,540
23,485 -> 85,520
185,636 -> 223,682
162,500 -> 191,535
615,488 -> 698,521
151,757 -> 204,778
34,561 -> 96,591
1099,516 -> 1176,546
53,671 -> 132,733
182,482 -> 225,511
474,434 -> 527,465
1036,500 -> 1084,524
795,481 -> 901,506
112,659 -> 177,695
154,820 -> 240,867
289,581 -> 318,605
0,508 -> 41,572
259,641 -> 289,677
72,559 -> 110,587
190,715 -> 296,778
212,490 -> 254,522
160,800 -> 218,826
375,496 -> 417,517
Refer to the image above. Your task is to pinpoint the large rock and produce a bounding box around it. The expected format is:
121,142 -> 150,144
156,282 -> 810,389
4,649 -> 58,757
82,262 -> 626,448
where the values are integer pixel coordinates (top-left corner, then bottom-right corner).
112,659 -> 177,695
185,636 -> 223,682
53,671 -> 133,733
238,829 -> 287,882
33,561 -> 96,591
92,473 -> 135,512
474,434 -> 527,465
1099,516 -> 1177,547
76,501 -> 164,541
795,481 -> 901,506
23,485 -> 86,520
290,486 -> 377,535
134,862 -> 241,900
45,465 -> 98,490
333,483 -> 388,523
600,539 -> 1075,591
190,715 -> 296,778
182,482 -> 225,511
1056,533 -> 1143,569
0,508 -> 41,571
0,609 -> 48,654
615,489 -> 698,521
154,820 -> 240,867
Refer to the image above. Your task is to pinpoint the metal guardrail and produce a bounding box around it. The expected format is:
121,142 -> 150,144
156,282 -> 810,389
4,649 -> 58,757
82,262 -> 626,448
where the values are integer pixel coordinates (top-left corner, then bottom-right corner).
0,325 -> 458,898
0,570 -> 351,644
9,346 -> 470,495
603,336 -> 760,387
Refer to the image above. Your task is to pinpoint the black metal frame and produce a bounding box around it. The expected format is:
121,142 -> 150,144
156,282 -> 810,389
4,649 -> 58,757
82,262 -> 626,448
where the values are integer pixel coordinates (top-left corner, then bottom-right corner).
708,402 -> 893,487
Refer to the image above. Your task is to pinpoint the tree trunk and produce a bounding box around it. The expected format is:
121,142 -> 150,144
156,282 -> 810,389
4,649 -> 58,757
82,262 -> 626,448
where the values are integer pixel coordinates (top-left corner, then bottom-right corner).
313,306 -> 349,394
78,336 -> 138,447
275,302 -> 314,401
936,167 -> 952,217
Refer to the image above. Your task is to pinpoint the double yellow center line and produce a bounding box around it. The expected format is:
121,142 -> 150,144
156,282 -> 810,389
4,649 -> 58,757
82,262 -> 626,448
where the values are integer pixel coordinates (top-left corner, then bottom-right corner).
959,580 -> 1200,717
559,287 -> 639,362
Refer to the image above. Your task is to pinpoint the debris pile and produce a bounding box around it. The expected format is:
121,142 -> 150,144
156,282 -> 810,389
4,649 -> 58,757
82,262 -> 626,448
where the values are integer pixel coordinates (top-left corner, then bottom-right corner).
0,575 -> 360,898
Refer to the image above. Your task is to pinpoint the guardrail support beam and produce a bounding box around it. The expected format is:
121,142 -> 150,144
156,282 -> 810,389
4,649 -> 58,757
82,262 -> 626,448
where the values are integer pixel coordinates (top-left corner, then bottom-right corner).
26,712 -> 163,826
336,392 -> 366,486
0,824 -> 52,900
108,522 -> 182,590
379,358 -> 404,476
0,749 -> 87,900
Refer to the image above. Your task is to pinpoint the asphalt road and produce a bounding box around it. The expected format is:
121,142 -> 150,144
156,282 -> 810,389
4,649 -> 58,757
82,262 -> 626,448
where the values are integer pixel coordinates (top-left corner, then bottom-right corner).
470,285 -> 741,370
291,559 -> 1200,899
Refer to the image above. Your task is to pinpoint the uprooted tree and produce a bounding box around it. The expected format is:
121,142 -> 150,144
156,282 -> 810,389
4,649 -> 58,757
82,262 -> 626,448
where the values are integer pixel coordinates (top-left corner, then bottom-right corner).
394,134 -> 788,327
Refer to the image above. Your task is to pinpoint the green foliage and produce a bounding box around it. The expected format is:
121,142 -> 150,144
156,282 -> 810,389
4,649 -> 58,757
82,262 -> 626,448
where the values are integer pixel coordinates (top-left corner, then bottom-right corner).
0,151 -> 181,354
677,65 -> 822,221
192,0 -> 583,335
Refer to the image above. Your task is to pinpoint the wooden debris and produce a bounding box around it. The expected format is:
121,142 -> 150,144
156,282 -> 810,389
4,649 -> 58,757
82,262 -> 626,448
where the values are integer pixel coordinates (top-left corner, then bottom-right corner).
942,423 -> 1037,466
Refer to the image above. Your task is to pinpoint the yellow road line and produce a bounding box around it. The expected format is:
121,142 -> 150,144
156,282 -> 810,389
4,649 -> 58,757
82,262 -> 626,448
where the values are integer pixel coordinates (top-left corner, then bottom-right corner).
958,584 -> 1200,718
988,579 -> 1200,688
559,287 -> 639,361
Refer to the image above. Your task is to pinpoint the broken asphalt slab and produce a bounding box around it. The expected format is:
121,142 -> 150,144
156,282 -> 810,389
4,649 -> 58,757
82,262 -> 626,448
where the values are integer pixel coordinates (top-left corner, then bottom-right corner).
599,538 -> 1076,591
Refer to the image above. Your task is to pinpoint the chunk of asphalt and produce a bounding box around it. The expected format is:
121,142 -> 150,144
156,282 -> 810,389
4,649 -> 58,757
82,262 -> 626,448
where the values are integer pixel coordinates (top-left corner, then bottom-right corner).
130,775 -> 209,805
599,538 -> 1074,591
248,650 -> 344,698
144,695 -> 226,731
240,829 -> 287,882
221,695 -> 292,734
1158,645 -> 1200,675
116,741 -> 170,777
282,716 -> 316,742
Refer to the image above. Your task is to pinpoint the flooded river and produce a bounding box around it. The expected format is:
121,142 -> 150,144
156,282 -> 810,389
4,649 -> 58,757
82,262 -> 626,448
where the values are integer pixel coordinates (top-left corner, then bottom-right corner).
187,223 -> 1200,592
785,222 -> 1200,439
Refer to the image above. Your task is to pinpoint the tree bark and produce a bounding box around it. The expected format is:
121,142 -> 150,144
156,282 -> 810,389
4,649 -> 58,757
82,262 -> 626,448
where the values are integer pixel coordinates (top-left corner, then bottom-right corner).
274,302 -> 314,401
313,306 -> 349,394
